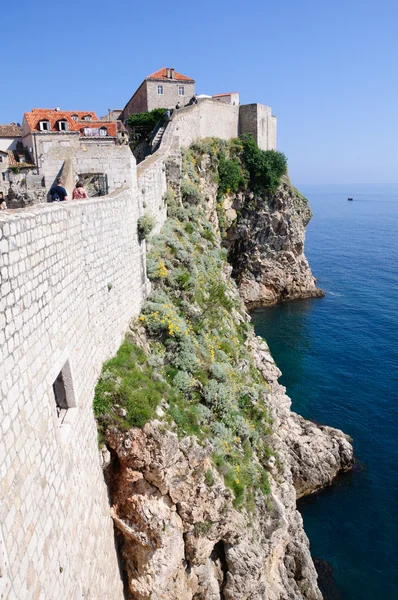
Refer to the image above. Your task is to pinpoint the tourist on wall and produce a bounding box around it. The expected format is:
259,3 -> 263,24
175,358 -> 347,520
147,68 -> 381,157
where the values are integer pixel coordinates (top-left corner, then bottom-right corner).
0,192 -> 7,209
175,101 -> 181,109
49,177 -> 68,202
72,181 -> 88,200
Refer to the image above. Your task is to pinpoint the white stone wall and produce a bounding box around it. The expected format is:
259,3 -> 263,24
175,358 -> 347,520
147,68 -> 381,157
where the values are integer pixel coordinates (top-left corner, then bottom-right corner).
171,100 -> 240,147
0,186 -> 151,599
137,150 -> 168,235
239,103 -> 277,151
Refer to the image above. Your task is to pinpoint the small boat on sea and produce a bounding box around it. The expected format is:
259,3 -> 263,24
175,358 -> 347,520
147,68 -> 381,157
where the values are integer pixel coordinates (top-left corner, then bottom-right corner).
348,197 -> 353,201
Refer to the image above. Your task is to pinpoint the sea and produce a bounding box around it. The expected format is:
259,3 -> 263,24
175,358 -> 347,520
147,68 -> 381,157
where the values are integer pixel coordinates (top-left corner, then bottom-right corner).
251,184 -> 398,600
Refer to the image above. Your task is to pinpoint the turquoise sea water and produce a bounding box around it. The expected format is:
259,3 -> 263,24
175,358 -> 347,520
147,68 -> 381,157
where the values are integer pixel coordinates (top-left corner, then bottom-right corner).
251,184 -> 398,600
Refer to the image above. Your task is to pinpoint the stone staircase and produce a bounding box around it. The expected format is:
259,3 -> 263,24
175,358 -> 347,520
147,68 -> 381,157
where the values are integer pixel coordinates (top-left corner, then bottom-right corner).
151,124 -> 167,153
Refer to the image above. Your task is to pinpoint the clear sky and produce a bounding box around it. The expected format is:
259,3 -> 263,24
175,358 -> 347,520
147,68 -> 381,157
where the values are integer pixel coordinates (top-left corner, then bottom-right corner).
2,0 -> 397,184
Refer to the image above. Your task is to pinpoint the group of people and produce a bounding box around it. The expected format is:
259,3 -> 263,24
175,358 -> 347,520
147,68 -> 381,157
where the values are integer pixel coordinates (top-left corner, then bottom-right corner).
175,95 -> 198,111
49,177 -> 88,202
0,178 -> 89,210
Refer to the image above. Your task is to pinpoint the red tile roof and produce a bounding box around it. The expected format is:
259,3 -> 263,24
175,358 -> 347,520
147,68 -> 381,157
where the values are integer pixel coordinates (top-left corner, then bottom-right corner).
147,68 -> 194,82
0,124 -> 22,137
24,109 -> 117,137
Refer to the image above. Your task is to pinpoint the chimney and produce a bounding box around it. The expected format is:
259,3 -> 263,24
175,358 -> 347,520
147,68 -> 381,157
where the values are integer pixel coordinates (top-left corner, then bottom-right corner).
166,68 -> 171,79
170,68 -> 175,79
55,106 -> 60,111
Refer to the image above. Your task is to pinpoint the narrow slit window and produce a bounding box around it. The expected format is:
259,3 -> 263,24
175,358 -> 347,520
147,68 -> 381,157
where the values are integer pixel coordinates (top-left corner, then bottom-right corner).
52,360 -> 76,424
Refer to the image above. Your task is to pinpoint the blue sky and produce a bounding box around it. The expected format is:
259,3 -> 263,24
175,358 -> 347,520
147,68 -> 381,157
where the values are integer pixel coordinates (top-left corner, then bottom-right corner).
2,0 -> 397,183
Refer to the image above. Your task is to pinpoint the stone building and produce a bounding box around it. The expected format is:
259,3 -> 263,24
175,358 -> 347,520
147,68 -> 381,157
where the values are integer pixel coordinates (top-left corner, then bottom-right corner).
0,123 -> 21,152
20,108 -> 130,199
212,92 -> 240,105
119,68 -> 195,121
21,108 -> 119,165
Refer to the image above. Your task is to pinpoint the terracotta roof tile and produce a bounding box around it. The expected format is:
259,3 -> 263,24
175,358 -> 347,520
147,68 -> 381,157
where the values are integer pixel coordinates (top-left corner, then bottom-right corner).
24,109 -> 117,137
0,124 -> 22,137
147,68 -> 194,82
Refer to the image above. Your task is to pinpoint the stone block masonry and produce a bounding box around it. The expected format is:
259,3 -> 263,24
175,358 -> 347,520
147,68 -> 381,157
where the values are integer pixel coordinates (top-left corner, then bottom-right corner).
0,188 -> 151,599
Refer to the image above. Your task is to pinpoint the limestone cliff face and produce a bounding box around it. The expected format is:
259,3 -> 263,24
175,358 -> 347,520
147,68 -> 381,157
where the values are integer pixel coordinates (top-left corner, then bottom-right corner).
226,180 -> 325,308
103,332 -> 352,600
197,164 -> 324,308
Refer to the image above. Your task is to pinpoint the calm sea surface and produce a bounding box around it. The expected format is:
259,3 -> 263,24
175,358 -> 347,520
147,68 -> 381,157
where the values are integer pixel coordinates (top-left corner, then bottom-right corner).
251,184 -> 398,600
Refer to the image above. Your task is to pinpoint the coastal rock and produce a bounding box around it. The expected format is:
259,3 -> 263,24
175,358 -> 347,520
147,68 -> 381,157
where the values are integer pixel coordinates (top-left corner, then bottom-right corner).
223,179 -> 324,308
249,334 -> 354,498
103,339 -> 353,599
105,420 -> 324,600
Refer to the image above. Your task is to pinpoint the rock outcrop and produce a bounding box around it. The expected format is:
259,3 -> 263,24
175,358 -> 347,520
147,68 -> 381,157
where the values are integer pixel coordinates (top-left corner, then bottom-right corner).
223,178 -> 324,308
103,334 -> 353,600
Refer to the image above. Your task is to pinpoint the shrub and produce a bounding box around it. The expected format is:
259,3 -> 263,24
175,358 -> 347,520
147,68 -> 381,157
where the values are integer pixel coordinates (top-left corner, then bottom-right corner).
240,134 -> 287,192
137,214 -> 155,240
181,180 -> 202,204
127,107 -> 168,130
218,154 -> 245,195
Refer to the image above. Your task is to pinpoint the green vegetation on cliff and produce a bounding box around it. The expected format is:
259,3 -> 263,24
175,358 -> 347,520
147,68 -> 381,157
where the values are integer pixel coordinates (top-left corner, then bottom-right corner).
93,136 -> 289,508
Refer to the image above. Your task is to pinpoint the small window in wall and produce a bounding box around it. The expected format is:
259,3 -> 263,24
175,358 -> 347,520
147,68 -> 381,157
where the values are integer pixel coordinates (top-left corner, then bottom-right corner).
157,85 -> 164,95
2,172 -> 9,182
39,120 -> 50,131
52,360 -> 76,424
58,120 -> 68,131
178,86 -> 185,96
99,127 -> 107,136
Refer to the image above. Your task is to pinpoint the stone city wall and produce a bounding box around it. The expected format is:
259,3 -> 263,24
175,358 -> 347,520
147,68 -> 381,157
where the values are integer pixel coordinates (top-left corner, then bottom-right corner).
169,100 -> 240,147
0,183 -> 153,599
158,99 -> 277,151
239,103 -> 277,151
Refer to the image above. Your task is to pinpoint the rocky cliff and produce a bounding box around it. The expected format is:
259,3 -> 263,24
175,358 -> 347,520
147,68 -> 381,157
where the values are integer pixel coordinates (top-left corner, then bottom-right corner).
224,179 -> 325,308
187,139 -> 324,308
103,332 -> 352,600
95,138 -> 353,599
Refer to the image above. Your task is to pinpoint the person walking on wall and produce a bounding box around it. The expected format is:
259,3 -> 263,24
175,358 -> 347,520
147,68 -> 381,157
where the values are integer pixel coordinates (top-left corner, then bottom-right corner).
49,177 -> 68,202
164,109 -> 171,121
0,192 -> 7,209
72,180 -> 88,199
